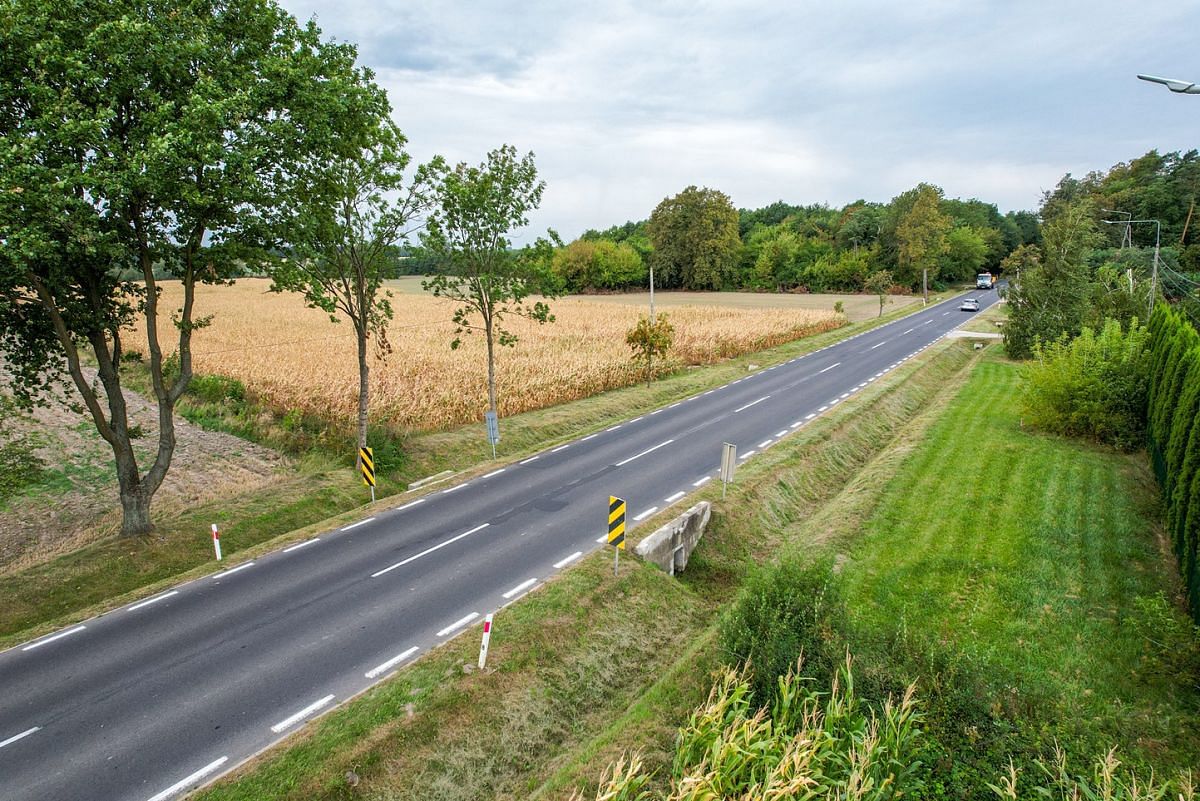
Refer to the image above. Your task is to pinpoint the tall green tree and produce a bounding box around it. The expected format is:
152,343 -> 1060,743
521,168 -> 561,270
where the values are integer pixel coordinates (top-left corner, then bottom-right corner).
647,186 -> 741,290
0,0 -> 373,536
1003,200 -> 1101,358
421,145 -> 560,424
270,120 -> 443,455
895,184 -> 952,295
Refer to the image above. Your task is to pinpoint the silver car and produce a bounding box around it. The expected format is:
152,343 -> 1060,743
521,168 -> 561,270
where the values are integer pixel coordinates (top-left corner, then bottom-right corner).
960,298 -> 980,312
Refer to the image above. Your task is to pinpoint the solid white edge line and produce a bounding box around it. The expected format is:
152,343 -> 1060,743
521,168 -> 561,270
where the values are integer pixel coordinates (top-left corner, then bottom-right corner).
733,395 -> 770,413
270,694 -> 335,733
553,551 -> 583,569
0,726 -> 39,749
22,625 -> 86,652
341,517 -> 375,532
372,523 -> 490,577
503,578 -> 538,599
397,498 -> 425,511
615,438 -> 674,467
692,476 -> 712,487
212,561 -> 255,580
145,756 -> 229,801
633,506 -> 659,521
482,468 -> 506,479
437,612 -> 479,637
365,646 -> 419,679
665,491 -> 686,503
818,362 -> 841,374
129,590 -> 179,612
283,538 -> 319,553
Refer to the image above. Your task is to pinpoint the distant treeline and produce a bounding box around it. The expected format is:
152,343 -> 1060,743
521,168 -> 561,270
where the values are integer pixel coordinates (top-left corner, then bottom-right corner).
545,147 -> 1200,296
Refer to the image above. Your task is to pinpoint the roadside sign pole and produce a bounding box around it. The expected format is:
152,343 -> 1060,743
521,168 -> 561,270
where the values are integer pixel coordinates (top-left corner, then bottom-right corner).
608,496 -> 626,576
485,411 -> 500,460
720,442 -> 737,499
211,523 -> 222,561
359,446 -> 376,503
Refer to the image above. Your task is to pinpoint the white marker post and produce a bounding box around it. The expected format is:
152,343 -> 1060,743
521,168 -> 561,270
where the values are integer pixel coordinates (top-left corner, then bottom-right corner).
478,613 -> 494,669
211,523 -> 222,561
720,442 -> 737,498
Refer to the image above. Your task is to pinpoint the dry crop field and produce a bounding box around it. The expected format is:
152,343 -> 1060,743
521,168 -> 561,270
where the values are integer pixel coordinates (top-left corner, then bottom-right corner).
127,279 -> 841,431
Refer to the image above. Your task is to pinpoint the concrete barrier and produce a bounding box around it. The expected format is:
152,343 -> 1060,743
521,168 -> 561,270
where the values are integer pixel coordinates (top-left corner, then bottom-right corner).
634,501 -> 711,576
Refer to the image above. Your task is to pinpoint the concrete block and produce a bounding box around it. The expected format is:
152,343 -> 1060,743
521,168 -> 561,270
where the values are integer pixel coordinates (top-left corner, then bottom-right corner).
634,501 -> 711,576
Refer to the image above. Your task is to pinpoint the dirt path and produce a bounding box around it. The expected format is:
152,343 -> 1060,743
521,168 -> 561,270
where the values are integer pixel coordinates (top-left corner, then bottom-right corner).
0,366 -> 289,573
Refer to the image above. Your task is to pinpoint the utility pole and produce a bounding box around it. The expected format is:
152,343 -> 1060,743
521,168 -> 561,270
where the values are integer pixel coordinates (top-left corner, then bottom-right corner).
649,264 -> 655,318
1101,217 -> 1161,316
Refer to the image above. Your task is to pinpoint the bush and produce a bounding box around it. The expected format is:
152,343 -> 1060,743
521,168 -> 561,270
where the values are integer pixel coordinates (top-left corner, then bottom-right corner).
188,373 -> 246,404
1021,318 -> 1150,451
0,395 -> 46,500
718,558 -> 845,705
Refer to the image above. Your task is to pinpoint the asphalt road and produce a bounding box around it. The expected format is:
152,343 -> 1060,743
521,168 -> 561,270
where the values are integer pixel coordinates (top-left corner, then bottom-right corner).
0,289 -> 1000,801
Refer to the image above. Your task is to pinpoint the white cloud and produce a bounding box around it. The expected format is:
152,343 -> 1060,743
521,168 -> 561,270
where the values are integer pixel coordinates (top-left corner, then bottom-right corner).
281,0 -> 1200,239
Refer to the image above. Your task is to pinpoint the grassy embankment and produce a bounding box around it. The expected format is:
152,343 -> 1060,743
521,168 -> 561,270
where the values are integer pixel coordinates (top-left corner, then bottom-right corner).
0,292 -> 953,647
204,346 -> 1197,801
192,339 -> 984,801
834,356 -> 1200,789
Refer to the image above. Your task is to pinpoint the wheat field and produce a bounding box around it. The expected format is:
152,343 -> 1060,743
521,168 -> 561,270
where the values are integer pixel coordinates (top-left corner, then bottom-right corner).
127,279 -> 841,431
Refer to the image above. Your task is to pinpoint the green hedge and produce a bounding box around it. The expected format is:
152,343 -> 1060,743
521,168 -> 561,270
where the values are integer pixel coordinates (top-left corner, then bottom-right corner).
1146,303 -> 1200,620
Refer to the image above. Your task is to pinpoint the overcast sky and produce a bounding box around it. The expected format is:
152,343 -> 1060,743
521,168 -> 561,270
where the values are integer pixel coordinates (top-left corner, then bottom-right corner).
281,0 -> 1199,241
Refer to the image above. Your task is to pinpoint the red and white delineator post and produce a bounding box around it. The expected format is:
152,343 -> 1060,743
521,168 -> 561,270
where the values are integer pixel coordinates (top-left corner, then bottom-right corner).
212,523 -> 222,561
478,613 -> 494,669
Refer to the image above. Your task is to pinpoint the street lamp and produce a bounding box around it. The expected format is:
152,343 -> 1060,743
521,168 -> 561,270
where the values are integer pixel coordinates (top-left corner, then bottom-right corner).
1101,208 -> 1132,249
1102,217 -> 1160,316
1137,74 -> 1200,94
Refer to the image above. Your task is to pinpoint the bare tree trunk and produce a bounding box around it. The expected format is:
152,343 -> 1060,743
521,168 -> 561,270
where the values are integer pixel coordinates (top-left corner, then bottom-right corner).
356,323 -> 370,453
485,315 -> 497,415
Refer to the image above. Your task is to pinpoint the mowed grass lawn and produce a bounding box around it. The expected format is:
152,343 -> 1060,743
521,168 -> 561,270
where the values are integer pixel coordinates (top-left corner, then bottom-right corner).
839,355 -> 1200,775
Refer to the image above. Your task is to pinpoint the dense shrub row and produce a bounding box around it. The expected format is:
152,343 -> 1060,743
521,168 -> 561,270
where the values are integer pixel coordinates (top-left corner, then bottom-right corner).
1021,318 -> 1150,451
1147,303 -> 1200,621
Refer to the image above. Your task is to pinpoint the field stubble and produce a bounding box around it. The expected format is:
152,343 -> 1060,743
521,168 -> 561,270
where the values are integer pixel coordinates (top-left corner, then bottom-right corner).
128,279 -> 841,431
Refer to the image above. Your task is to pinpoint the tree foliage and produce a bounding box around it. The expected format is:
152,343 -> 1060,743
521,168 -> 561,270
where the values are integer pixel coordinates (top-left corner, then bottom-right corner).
421,145 -> 560,420
552,238 -> 646,292
1021,318 -> 1150,451
625,312 -> 674,387
646,186 -> 741,290
895,183 -> 952,291
0,0 -> 377,535
1004,200 -> 1101,358
269,119 -> 442,453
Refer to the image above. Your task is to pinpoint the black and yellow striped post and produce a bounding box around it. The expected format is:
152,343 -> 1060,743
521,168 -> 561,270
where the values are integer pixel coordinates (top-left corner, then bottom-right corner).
608,495 -> 626,575
359,446 -> 376,503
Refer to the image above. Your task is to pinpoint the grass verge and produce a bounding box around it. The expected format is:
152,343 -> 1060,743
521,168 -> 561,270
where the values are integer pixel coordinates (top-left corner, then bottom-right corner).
192,339 -> 981,801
